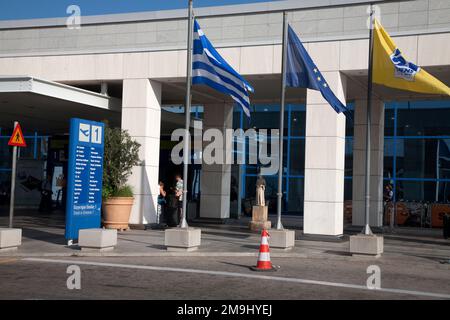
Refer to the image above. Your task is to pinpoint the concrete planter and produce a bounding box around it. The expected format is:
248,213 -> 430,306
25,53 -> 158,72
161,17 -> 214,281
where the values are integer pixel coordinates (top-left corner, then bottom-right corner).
102,197 -> 134,230
165,228 -> 201,251
0,228 -> 22,252
79,229 -> 117,251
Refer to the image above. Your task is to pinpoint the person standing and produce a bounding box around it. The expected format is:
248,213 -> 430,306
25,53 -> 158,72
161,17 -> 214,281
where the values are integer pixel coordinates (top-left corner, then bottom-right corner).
383,183 -> 394,203
39,174 -> 53,213
157,181 -> 167,225
175,174 -> 184,224
383,183 -> 394,225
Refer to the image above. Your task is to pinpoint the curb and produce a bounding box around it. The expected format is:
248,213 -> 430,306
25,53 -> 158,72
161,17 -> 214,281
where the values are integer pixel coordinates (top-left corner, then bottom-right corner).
0,251 -> 309,258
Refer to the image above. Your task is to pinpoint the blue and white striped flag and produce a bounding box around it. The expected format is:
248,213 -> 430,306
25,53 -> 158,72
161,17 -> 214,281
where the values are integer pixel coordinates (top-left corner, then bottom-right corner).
193,20 -> 254,117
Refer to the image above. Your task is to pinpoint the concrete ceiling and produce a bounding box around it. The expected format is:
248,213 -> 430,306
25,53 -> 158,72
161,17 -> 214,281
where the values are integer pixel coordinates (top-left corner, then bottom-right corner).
0,77 -> 122,135
0,91 -> 190,136
3,65 -> 448,136
161,76 -> 307,106
0,92 -> 122,135
161,65 -> 450,108
344,65 -> 450,102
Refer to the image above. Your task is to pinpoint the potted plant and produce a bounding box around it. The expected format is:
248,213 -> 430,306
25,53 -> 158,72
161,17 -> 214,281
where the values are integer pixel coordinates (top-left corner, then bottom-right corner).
102,126 -> 141,230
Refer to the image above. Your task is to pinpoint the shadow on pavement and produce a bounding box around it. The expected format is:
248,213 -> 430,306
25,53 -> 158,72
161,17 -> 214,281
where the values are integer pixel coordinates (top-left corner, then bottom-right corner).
201,230 -> 253,239
240,244 -> 259,250
219,261 -> 253,270
147,244 -> 166,250
323,250 -> 352,257
384,235 -> 449,246
21,227 -> 67,246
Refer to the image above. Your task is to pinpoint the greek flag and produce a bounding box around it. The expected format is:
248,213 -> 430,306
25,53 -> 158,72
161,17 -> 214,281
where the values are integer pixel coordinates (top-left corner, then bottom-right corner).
193,20 -> 254,117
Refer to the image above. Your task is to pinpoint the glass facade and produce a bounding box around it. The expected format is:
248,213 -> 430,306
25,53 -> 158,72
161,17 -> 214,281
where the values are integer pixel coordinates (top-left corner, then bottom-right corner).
232,99 -> 450,220
384,100 -> 450,204
0,130 -> 48,184
3,98 -> 449,222
0,129 -> 49,208
232,104 -> 306,214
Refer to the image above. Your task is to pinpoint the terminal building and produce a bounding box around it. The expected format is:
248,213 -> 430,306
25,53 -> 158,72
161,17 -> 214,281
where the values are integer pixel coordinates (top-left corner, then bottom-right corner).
0,0 -> 450,236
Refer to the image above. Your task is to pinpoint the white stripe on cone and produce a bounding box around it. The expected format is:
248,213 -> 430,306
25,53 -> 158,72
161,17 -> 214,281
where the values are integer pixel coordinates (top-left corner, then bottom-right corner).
258,252 -> 271,262
261,236 -> 269,245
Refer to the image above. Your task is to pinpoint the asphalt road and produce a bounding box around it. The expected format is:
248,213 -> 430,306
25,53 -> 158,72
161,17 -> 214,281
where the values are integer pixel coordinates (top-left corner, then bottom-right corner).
0,255 -> 449,300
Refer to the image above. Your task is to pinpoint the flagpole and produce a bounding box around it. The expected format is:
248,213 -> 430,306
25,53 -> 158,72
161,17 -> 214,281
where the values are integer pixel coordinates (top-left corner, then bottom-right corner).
436,140 -> 440,202
276,12 -> 289,230
9,121 -> 18,228
363,4 -> 375,235
180,0 -> 194,229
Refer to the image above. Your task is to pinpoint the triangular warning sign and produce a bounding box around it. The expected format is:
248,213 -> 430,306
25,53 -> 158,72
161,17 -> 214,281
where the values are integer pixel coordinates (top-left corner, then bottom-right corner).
8,123 -> 27,147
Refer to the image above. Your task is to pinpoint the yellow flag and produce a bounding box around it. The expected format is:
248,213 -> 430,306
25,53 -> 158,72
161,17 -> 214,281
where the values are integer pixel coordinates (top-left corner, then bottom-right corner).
373,19 -> 450,96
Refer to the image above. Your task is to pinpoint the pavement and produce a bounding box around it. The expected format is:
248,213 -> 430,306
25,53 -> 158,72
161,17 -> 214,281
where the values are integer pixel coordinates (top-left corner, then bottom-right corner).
0,210 -> 449,300
1,254 -> 450,300
0,211 -> 449,263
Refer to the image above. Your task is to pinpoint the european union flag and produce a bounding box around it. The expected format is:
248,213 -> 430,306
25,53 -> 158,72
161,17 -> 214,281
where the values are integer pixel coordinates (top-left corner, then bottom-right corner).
286,25 -> 350,116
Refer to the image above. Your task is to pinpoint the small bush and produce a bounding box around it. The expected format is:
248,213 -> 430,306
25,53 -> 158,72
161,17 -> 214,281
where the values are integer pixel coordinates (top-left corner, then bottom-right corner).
102,125 -> 141,200
112,185 -> 134,198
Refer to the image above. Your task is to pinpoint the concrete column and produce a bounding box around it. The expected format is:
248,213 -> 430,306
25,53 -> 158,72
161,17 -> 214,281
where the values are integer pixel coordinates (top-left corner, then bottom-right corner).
200,103 -> 233,219
303,72 -> 347,236
121,79 -> 161,225
352,99 -> 385,227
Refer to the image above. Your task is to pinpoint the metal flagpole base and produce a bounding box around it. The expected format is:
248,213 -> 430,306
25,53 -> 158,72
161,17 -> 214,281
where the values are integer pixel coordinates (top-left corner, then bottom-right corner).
362,224 -> 373,236
180,219 -> 189,229
275,192 -> 284,230
275,220 -> 284,230
179,208 -> 189,228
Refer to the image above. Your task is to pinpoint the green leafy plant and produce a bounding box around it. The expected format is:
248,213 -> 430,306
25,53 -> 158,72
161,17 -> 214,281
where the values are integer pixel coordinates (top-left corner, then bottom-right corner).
102,126 -> 141,200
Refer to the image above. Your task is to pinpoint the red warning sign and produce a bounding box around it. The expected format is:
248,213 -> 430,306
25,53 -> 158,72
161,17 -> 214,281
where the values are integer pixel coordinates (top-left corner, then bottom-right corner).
8,123 -> 27,147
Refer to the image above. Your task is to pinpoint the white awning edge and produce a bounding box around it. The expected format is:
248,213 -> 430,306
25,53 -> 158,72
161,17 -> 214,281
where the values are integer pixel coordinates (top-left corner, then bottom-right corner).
0,76 -> 121,112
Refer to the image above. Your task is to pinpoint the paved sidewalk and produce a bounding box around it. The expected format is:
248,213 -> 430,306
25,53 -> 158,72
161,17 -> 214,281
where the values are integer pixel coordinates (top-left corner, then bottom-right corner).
0,212 -> 449,272
0,214 -> 301,257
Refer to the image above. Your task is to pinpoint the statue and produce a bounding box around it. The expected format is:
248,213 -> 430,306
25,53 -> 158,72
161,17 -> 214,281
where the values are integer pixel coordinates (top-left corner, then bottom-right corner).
255,175 -> 266,206
250,174 -> 270,231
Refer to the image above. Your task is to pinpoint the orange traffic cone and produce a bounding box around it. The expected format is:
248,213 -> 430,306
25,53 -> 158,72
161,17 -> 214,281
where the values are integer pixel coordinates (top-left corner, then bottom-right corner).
251,229 -> 277,272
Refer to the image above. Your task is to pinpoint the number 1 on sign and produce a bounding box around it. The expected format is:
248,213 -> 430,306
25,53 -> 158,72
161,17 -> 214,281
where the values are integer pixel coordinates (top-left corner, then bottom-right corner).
91,125 -> 102,144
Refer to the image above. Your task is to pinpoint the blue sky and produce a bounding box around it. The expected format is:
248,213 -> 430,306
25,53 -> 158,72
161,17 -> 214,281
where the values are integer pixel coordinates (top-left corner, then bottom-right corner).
0,0 -> 278,21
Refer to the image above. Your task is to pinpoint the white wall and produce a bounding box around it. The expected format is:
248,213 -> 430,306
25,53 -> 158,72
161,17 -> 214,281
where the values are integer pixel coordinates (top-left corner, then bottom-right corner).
0,32 -> 449,82
121,79 -> 161,225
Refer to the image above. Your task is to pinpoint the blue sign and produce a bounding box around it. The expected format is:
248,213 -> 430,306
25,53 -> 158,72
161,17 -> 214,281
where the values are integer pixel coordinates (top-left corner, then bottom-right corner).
65,118 -> 105,241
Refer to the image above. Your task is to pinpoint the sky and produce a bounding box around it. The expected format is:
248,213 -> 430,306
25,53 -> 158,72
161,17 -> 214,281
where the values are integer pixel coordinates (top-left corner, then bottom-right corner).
0,0 -> 279,21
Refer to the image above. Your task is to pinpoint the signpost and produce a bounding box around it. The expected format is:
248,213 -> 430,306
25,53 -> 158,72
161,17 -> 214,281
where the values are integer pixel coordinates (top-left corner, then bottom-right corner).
65,118 -> 105,244
7,121 -> 27,228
